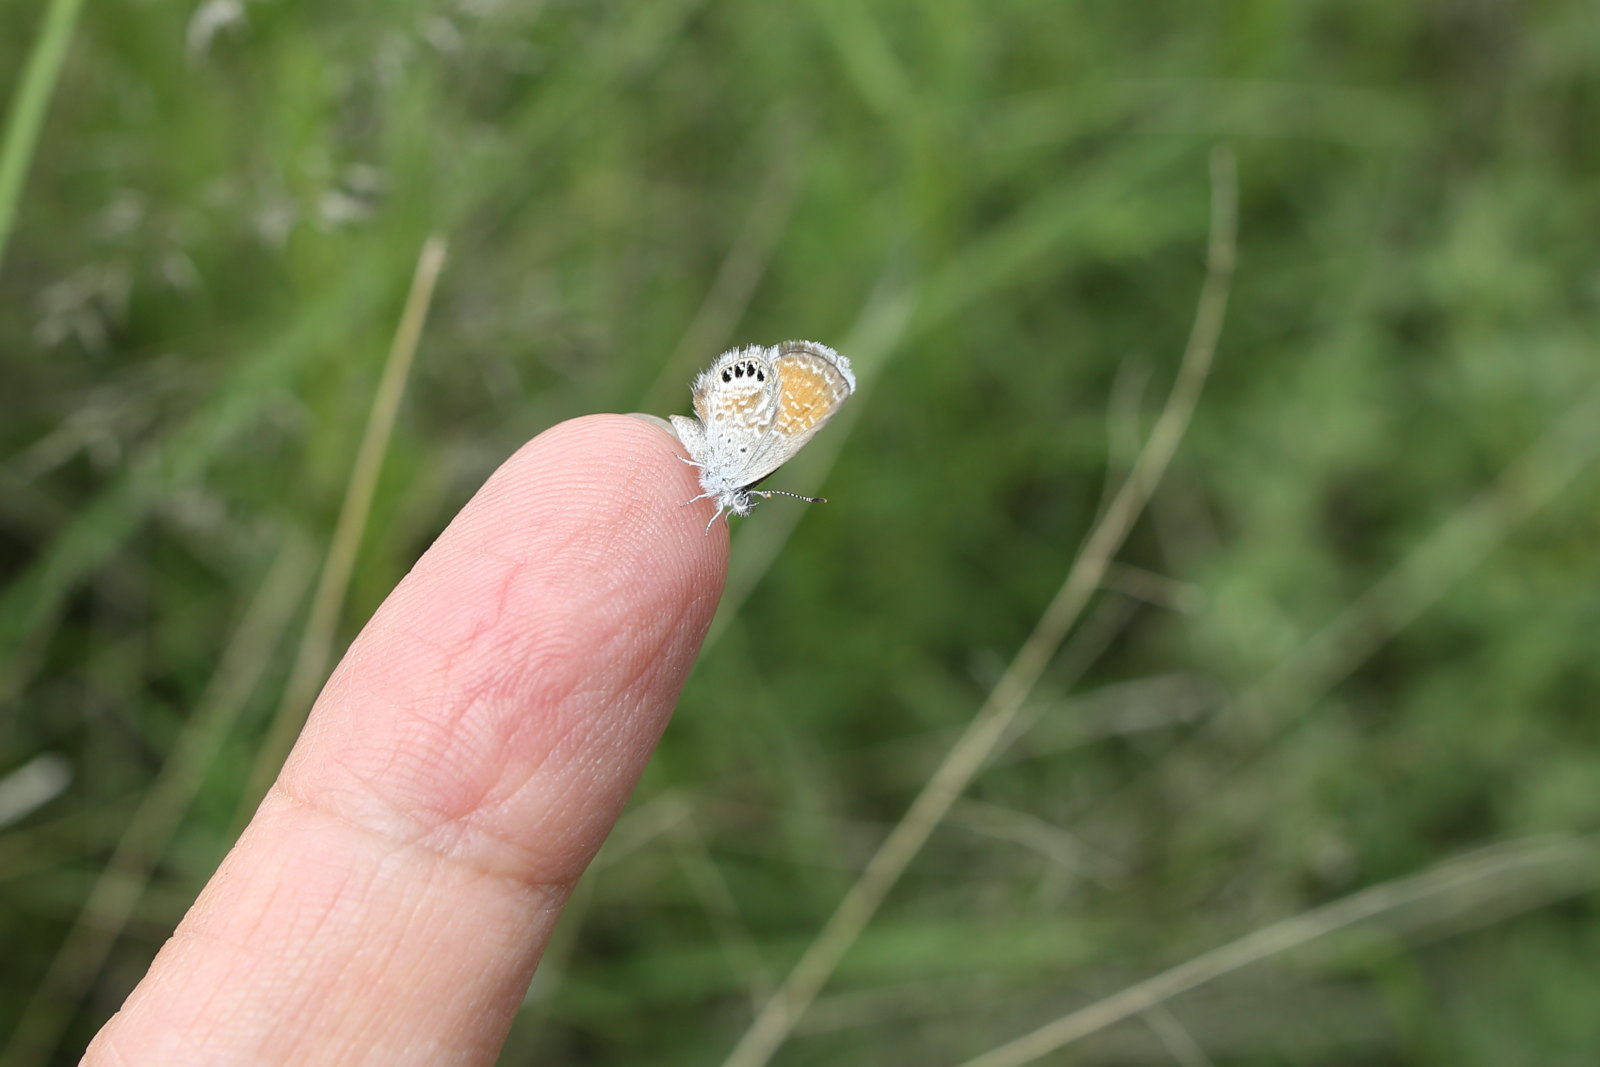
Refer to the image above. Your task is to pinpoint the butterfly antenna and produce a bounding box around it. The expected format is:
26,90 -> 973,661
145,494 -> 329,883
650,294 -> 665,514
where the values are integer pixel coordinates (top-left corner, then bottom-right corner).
752,489 -> 828,505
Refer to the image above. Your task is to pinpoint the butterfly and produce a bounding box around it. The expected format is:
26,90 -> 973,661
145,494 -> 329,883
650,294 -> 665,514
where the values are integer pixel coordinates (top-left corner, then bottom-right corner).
669,340 -> 856,529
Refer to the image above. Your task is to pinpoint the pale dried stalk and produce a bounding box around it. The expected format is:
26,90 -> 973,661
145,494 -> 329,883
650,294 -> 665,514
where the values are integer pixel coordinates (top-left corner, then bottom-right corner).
956,837 -> 1595,1067
718,148 -> 1238,1067
241,237 -> 448,811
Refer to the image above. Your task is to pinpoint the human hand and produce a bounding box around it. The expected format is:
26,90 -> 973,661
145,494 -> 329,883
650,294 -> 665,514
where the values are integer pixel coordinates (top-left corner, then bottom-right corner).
84,415 -> 727,1066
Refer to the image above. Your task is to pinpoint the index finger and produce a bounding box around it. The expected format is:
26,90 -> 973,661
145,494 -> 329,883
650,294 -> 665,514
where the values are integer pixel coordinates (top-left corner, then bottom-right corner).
87,414 -> 727,1066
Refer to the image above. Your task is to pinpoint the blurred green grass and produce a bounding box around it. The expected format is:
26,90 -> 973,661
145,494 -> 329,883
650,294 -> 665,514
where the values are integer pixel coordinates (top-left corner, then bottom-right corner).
4,2 -> 1600,1064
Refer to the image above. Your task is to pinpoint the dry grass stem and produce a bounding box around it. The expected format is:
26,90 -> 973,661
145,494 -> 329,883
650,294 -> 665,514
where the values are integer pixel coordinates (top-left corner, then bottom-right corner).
955,837 -> 1598,1067
717,147 -> 1239,1067
239,237 -> 448,811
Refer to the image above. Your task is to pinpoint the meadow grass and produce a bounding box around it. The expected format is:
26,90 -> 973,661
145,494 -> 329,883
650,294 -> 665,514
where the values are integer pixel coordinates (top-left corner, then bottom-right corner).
3,3 -> 1600,1064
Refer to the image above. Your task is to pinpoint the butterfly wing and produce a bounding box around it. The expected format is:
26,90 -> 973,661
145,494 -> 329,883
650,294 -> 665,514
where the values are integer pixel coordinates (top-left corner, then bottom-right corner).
689,346 -> 783,483
731,341 -> 855,487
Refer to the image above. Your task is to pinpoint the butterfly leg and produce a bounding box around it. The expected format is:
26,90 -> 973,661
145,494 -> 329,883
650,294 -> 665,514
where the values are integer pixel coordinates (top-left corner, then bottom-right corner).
679,490 -> 715,508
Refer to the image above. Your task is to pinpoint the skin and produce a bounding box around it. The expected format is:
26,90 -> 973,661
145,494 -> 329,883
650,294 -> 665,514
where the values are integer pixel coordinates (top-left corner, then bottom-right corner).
84,415 -> 728,1066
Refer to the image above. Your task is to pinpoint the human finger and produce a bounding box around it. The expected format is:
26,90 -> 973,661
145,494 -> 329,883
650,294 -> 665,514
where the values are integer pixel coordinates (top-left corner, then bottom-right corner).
86,414 -> 726,1066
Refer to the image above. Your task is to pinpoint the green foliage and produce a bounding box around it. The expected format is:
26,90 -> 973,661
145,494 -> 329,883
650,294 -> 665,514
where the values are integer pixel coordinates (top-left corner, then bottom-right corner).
4,1 -> 1599,1063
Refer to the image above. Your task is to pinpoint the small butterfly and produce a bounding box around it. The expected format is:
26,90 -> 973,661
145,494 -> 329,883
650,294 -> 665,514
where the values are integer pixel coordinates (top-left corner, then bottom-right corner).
670,340 -> 856,530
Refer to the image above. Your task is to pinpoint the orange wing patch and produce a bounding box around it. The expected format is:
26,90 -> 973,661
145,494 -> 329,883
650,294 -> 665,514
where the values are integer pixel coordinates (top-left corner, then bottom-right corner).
775,358 -> 848,436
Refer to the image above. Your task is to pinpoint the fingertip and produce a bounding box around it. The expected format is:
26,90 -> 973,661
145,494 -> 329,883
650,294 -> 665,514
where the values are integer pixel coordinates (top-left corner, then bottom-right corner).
280,411 -> 731,877
623,412 -> 679,441
516,412 -> 728,563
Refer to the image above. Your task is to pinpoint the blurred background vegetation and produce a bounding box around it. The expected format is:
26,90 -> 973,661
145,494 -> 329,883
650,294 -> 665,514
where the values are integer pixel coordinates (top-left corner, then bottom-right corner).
4,1 -> 1600,1064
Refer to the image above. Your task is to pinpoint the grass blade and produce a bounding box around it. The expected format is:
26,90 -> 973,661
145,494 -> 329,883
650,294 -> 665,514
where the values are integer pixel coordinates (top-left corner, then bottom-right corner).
0,0 -> 85,271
